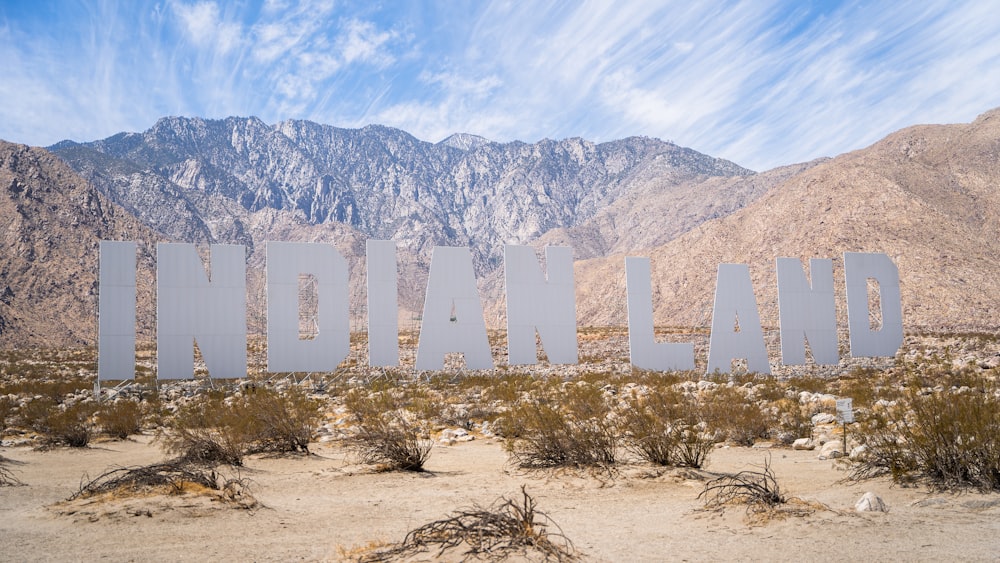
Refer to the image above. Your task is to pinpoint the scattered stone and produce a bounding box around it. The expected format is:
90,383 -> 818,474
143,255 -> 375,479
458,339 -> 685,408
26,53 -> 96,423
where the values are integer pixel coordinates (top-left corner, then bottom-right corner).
697,380 -> 717,391
855,492 -> 888,513
818,439 -> 844,460
792,438 -> 814,450
849,444 -> 868,461
961,499 -> 1000,510
912,498 -> 949,508
811,413 -> 836,425
439,428 -> 474,444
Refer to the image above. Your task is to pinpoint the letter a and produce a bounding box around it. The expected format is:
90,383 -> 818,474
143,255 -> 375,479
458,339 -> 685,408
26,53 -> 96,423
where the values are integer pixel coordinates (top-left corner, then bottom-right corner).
707,264 -> 770,374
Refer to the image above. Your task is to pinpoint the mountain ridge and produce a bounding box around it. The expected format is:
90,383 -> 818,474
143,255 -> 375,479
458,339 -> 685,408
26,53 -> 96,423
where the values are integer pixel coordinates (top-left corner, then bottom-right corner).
0,110 -> 997,349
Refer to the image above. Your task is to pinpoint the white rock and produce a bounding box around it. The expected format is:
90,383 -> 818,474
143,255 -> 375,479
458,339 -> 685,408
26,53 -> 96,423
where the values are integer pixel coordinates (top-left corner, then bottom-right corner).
849,444 -> 868,461
811,412 -> 836,425
818,439 -> 844,460
792,438 -> 814,450
855,492 -> 888,513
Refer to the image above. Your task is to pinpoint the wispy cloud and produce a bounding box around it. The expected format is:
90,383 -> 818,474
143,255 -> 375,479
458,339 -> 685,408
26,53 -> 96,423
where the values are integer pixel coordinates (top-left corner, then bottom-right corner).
1,1 -> 998,170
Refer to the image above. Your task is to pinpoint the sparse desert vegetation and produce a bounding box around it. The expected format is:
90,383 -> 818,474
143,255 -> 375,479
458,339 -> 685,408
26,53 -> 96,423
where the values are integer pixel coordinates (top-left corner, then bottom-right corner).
1,329 -> 999,560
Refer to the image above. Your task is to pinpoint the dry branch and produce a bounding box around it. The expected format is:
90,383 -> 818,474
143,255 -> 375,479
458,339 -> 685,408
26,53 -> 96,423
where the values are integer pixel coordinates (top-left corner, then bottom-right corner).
698,455 -> 785,514
357,486 -> 576,562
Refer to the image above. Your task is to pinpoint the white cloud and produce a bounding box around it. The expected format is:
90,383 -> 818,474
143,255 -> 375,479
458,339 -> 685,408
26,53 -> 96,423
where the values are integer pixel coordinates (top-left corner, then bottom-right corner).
2,0 -> 999,169
337,19 -> 397,66
171,0 -> 244,54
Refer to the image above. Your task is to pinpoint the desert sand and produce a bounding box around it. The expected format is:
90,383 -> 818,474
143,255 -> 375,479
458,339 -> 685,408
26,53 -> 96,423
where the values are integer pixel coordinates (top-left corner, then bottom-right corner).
3,432 -> 1000,562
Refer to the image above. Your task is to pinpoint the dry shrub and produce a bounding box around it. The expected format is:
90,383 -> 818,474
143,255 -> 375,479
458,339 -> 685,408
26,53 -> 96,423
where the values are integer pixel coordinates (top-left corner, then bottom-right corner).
345,389 -> 432,471
97,399 -> 144,439
0,455 -> 25,486
501,384 -> 617,469
619,389 -> 712,468
39,402 -> 96,447
242,386 -> 321,454
699,456 -> 785,514
0,396 -> 14,431
69,459 -> 257,509
772,397 -> 811,444
159,394 -> 249,465
852,387 -> 1000,491
355,486 -> 575,562
160,386 -> 322,466
701,386 -> 772,446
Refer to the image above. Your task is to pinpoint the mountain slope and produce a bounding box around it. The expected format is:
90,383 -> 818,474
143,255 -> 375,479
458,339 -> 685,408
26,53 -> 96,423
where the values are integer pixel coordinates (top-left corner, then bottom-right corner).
53,117 -> 752,271
0,141 -> 161,348
573,109 -> 1000,331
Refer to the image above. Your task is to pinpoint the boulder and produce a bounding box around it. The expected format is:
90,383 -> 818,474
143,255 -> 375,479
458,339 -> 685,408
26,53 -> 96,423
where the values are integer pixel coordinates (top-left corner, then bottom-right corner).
792,438 -> 814,450
818,439 -> 844,460
811,412 -> 836,425
855,492 -> 888,513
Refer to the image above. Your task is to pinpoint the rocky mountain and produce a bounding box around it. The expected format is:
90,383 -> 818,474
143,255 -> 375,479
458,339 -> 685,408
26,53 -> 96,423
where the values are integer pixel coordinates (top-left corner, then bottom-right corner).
51,116 -> 752,273
572,109 -> 1000,332
0,141 -> 161,348
2,109 -> 997,350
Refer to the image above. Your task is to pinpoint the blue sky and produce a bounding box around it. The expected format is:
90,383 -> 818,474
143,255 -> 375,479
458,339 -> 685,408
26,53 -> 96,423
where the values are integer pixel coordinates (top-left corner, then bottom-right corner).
2,1 -> 999,171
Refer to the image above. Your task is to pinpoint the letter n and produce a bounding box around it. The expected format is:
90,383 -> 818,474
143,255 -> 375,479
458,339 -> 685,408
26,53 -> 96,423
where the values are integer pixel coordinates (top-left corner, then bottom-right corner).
157,243 -> 246,379
504,245 -> 577,365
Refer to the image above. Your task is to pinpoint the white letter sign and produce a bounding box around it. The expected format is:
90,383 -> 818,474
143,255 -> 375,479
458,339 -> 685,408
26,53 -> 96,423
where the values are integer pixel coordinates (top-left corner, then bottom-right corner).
707,264 -> 770,374
367,240 -> 400,367
98,241 -> 137,380
776,257 -> 838,365
844,252 -> 903,357
625,257 -> 695,371
504,245 -> 578,365
266,241 -> 349,372
157,243 -> 247,379
415,246 -> 493,370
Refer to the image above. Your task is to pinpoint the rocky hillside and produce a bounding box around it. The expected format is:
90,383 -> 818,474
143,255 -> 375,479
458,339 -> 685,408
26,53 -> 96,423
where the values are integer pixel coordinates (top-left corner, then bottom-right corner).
0,142 -> 160,348
51,117 -> 751,272
572,109 -> 1000,332
2,108 -> 997,350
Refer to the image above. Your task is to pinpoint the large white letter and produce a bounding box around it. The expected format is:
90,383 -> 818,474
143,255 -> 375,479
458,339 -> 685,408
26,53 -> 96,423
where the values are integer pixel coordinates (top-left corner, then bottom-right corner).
157,243 -> 246,379
98,241 -> 137,381
504,245 -> 578,365
625,257 -> 694,371
266,242 -> 348,372
707,264 -> 770,374
776,258 -> 838,365
367,240 -> 399,367
844,252 -> 903,357
415,246 -> 493,371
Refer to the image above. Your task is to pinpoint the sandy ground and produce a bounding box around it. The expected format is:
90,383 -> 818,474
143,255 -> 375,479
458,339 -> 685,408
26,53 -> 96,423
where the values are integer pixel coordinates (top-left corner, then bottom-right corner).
3,435 -> 1000,562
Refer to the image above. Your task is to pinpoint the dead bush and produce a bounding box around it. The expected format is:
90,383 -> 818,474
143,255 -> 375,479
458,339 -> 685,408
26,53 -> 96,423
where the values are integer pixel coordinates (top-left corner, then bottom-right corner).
0,396 -> 14,432
159,394 -> 249,466
501,384 -> 618,469
242,386 -> 321,454
345,389 -> 433,471
69,458 -> 257,509
355,486 -> 575,562
39,402 -> 96,447
772,397 -> 811,444
97,399 -> 144,439
619,389 -> 712,468
851,387 -> 1000,491
701,386 -> 772,446
160,386 -> 323,465
0,455 -> 24,486
699,456 -> 785,514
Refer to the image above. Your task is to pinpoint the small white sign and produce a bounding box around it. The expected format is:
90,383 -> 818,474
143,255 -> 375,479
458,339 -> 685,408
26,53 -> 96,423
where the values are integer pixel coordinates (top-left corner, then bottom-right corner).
836,398 -> 854,424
